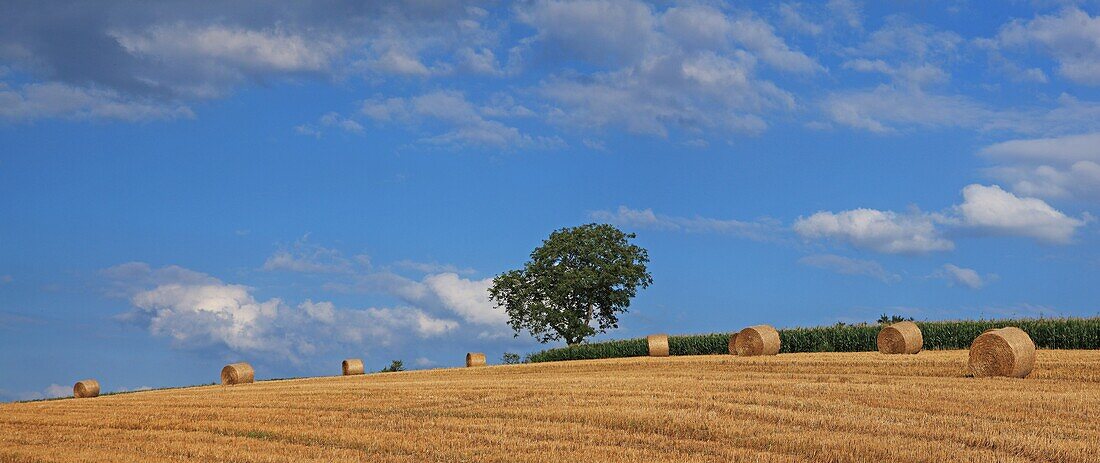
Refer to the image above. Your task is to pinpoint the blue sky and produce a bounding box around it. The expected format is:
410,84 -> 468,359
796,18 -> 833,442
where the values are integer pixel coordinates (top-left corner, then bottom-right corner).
2,0 -> 1099,401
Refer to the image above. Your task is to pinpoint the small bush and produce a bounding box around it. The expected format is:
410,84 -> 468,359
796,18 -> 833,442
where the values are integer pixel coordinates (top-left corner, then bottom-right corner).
379,360 -> 405,372
501,352 -> 522,364
878,314 -> 915,324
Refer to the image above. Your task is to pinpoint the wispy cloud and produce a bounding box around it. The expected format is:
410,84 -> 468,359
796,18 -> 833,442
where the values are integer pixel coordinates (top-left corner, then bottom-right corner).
2,383 -> 71,402
295,112 -> 365,138
930,264 -> 995,290
262,236 -> 363,274
0,82 -> 193,122
361,90 -> 564,150
589,206 -> 784,242
798,254 -> 901,283
392,260 -> 476,276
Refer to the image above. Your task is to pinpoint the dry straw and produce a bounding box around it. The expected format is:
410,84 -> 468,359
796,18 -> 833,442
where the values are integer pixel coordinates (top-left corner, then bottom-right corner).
647,334 -> 670,357
221,362 -> 255,385
727,332 -> 739,355
73,379 -> 100,399
734,325 -> 781,356
466,353 -> 486,367
877,321 -> 923,354
342,359 -> 365,376
968,327 -> 1036,378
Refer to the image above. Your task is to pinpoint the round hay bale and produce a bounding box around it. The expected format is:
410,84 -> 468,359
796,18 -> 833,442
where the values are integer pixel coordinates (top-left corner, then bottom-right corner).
727,332 -> 739,355
877,321 -> 923,354
647,334 -> 669,357
73,379 -> 99,398
734,325 -> 781,356
221,362 -> 255,385
466,352 -> 486,367
342,358 -> 365,376
968,327 -> 1036,378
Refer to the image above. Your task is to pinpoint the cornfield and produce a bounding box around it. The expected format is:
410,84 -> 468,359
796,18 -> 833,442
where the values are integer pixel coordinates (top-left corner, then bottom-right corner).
2,351 -> 1098,462
527,317 -> 1100,362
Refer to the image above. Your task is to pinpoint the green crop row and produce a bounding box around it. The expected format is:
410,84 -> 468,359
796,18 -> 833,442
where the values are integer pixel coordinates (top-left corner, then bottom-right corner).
524,338 -> 649,362
525,317 -> 1100,363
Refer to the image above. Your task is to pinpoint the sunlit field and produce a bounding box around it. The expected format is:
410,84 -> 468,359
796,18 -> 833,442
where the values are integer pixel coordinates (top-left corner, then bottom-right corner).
3,351 -> 1099,462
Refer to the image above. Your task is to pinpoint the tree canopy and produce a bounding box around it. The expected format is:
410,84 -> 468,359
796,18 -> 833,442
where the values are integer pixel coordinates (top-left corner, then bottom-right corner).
489,223 -> 652,345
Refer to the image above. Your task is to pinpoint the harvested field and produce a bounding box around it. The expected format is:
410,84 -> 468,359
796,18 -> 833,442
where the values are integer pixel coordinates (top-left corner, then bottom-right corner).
2,350 -> 1099,462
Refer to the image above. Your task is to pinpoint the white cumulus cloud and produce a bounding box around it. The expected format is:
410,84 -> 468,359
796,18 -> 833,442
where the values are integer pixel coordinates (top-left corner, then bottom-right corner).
951,184 -> 1086,244
423,273 -> 506,325
519,0 -> 805,138
330,271 -> 508,328
995,8 -> 1100,85
793,208 -> 953,254
981,133 -> 1100,201
795,184 -> 1087,252
106,263 -> 459,361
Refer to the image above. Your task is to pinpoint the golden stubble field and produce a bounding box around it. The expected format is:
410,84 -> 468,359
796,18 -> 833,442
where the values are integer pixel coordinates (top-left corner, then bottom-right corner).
2,350 -> 1099,463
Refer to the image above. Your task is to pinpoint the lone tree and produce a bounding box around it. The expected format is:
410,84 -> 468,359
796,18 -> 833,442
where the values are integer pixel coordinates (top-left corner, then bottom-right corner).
489,223 -> 652,345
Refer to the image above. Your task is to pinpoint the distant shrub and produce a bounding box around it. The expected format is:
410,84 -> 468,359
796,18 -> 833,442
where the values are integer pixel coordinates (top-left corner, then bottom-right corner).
501,352 -> 522,364
379,360 -> 405,373
878,314 -> 915,324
